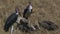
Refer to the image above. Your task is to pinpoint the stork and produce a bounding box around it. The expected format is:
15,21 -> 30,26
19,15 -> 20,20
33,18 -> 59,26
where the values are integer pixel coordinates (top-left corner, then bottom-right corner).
4,7 -> 19,32
23,2 -> 32,19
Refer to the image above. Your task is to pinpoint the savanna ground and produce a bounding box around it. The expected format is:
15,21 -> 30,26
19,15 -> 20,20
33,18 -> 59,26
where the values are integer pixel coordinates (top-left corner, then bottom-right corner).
0,0 -> 60,34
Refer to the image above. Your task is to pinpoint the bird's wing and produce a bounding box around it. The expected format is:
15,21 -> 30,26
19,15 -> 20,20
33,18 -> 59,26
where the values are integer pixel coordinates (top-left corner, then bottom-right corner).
5,13 -> 18,26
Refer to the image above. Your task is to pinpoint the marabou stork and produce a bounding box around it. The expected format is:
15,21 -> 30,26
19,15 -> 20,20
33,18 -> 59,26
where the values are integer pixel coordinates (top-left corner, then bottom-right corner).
23,2 -> 32,19
4,7 -> 19,32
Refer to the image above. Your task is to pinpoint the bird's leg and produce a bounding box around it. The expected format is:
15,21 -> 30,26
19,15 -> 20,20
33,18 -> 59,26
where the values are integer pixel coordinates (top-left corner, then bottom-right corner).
10,25 -> 14,34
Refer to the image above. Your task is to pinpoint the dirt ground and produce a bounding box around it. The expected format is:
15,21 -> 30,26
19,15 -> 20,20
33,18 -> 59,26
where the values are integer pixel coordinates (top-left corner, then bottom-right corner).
0,0 -> 60,34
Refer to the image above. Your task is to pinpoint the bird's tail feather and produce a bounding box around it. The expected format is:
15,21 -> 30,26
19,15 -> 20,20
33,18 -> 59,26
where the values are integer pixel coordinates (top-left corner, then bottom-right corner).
4,25 -> 9,32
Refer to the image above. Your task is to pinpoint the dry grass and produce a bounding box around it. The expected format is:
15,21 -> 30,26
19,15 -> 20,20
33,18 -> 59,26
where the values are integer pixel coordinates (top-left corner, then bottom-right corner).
0,0 -> 60,34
